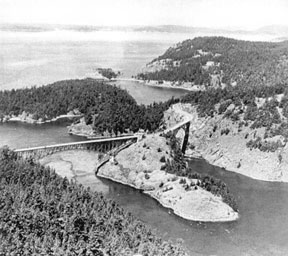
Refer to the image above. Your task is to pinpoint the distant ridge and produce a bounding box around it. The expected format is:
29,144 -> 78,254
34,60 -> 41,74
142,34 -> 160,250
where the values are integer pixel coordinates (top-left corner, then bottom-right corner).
2,23 -> 288,36
257,25 -> 288,35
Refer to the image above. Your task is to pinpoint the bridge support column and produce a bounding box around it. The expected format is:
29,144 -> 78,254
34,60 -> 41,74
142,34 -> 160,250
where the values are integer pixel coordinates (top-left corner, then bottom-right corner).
181,122 -> 190,154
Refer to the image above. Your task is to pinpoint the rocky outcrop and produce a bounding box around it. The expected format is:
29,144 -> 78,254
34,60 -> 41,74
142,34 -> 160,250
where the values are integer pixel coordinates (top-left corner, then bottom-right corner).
1,109 -> 82,124
67,118 -> 95,137
164,103 -> 288,182
1,111 -> 43,124
98,134 -> 238,222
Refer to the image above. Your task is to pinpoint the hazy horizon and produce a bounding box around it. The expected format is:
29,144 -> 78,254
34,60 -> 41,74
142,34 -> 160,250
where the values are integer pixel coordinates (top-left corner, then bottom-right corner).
1,22 -> 288,33
1,0 -> 288,30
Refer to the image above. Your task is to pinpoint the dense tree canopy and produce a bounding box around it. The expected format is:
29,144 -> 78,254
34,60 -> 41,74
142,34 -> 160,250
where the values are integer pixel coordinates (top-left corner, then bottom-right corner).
96,68 -> 120,80
0,147 -> 186,256
137,37 -> 288,88
0,79 -> 179,135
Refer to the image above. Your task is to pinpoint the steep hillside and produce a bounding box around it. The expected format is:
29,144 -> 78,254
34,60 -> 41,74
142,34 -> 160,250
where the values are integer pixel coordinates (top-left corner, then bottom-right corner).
164,103 -> 288,182
137,37 -> 288,89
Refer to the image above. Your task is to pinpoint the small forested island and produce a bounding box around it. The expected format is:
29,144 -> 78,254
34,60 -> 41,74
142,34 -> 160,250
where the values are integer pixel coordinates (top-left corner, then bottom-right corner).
96,68 -> 121,80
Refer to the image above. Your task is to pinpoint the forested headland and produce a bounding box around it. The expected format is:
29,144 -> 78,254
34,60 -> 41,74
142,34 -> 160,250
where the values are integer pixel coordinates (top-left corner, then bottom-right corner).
0,147 -> 186,255
136,37 -> 288,152
0,79 -> 179,134
137,36 -> 288,88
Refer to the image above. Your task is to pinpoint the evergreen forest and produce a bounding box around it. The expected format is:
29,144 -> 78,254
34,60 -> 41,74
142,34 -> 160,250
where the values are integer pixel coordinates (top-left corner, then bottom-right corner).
0,147 -> 186,256
0,79 -> 179,135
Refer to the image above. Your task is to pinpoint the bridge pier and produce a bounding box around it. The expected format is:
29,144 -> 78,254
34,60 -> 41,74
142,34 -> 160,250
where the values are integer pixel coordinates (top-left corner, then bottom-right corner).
181,122 -> 190,154
164,120 -> 191,155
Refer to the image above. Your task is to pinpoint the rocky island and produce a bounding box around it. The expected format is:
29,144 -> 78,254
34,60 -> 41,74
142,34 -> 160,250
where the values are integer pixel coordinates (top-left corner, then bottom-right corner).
98,133 -> 238,222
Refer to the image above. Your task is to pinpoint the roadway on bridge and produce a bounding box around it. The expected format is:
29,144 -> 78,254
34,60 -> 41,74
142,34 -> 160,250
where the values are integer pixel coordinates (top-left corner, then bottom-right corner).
14,135 -> 138,152
164,119 -> 191,134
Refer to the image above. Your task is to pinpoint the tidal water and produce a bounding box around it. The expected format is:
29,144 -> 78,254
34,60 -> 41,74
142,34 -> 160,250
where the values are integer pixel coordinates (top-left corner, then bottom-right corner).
2,103 -> 288,256
1,29 -> 288,255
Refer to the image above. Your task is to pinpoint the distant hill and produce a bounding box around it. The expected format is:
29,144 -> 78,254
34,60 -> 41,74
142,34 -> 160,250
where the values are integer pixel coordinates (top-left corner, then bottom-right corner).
2,23 -> 286,36
0,23 -> 53,32
257,25 -> 288,35
0,23 -> 233,33
137,36 -> 288,88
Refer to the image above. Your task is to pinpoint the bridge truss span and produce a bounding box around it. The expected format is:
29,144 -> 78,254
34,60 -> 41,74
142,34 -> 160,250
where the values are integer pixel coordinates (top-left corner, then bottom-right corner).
14,135 -> 138,160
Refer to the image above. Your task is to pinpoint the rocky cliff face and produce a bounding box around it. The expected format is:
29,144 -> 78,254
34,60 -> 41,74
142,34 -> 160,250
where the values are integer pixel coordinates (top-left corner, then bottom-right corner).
164,103 -> 288,182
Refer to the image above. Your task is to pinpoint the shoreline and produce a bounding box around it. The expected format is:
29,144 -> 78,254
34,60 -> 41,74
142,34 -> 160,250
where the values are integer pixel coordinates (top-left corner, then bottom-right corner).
1,113 -> 82,125
188,151 -> 287,183
115,77 -> 204,92
67,119 -> 135,139
40,148 -> 239,222
97,170 -> 239,222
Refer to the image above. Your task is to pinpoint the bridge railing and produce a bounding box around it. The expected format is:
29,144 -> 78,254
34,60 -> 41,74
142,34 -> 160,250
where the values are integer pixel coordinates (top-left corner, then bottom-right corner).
14,135 -> 138,153
14,135 -> 138,160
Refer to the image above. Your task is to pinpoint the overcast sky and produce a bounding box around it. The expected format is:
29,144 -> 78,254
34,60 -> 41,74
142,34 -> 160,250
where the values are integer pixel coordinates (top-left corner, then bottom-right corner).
0,0 -> 288,29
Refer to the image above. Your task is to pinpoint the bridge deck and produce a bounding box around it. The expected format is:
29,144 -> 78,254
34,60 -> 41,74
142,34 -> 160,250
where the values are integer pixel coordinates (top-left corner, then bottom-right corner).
164,119 -> 191,133
15,135 -> 138,152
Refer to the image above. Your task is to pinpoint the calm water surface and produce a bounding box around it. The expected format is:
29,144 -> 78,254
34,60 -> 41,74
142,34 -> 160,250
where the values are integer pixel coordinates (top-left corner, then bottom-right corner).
2,117 -> 288,256
0,30 -> 180,90
1,30 -> 288,256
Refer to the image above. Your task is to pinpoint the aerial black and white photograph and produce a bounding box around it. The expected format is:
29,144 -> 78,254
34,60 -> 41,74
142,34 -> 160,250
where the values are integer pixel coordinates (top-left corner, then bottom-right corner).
1,0 -> 288,255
